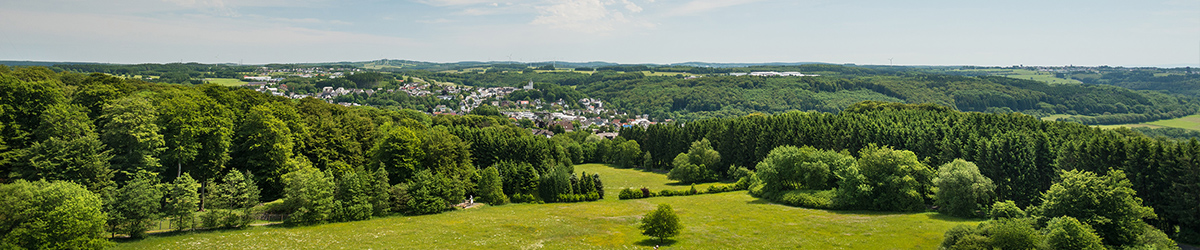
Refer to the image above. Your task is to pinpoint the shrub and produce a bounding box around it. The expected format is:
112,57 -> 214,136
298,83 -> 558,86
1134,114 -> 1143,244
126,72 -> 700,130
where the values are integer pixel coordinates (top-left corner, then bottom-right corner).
0,180 -> 111,250
989,200 -> 1026,219
777,190 -> 834,209
934,159 -> 995,218
1044,216 -> 1104,250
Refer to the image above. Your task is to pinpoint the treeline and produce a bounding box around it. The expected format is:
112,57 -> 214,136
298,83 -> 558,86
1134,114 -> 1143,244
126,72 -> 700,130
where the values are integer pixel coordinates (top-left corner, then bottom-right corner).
0,66 -> 610,248
619,101 -> 1200,243
54,63 -> 260,84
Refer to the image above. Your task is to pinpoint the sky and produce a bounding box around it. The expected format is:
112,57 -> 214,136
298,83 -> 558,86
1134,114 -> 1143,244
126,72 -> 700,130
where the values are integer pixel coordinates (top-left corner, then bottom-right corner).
0,0 -> 1197,66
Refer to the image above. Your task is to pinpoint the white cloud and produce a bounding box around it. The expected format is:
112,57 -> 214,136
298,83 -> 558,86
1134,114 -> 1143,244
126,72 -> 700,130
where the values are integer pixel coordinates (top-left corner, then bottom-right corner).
662,0 -> 760,17
530,0 -> 651,34
416,18 -> 454,24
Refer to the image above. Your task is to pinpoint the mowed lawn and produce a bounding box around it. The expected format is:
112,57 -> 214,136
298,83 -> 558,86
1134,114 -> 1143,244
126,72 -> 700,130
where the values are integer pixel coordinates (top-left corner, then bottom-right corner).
114,164 -> 980,250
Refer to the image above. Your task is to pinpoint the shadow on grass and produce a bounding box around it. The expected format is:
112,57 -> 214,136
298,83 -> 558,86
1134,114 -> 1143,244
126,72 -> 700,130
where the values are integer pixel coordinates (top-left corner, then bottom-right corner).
109,225 -> 264,243
746,195 -> 986,223
634,238 -> 678,247
664,180 -> 736,187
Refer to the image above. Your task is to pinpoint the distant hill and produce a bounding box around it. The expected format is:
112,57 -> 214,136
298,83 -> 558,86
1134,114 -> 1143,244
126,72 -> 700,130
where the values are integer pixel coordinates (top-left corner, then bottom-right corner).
0,61 -> 106,67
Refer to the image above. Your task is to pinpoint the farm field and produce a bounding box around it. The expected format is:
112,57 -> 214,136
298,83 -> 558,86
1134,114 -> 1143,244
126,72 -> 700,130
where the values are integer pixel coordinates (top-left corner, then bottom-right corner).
944,68 -> 1082,85
203,78 -> 248,86
1094,114 -> 1200,131
114,164 -> 980,250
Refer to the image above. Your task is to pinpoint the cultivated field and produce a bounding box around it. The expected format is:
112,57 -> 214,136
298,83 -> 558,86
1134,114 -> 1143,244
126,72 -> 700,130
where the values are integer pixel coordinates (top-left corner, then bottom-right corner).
203,78 -> 248,87
114,164 -> 981,249
944,69 -> 1082,85
1095,114 -> 1200,131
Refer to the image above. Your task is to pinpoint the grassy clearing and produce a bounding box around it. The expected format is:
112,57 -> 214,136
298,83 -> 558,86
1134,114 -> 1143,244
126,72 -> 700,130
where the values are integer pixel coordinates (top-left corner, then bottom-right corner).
575,164 -> 729,200
202,78 -> 247,87
114,164 -> 980,249
1092,114 -> 1200,131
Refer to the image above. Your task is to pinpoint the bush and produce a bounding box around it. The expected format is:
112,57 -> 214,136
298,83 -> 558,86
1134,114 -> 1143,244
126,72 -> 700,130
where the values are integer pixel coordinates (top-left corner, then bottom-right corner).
777,190 -> 834,209
989,200 -> 1026,219
1044,216 -> 1105,250
556,192 -> 601,203
0,180 -> 112,250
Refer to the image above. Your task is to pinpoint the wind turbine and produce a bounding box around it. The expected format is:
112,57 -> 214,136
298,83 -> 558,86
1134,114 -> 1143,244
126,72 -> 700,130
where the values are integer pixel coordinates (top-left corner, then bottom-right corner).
888,58 -> 894,66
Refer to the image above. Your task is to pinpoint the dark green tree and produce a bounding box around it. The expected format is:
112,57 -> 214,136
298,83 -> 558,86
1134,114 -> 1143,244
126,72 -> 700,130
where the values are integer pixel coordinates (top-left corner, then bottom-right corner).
640,204 -> 682,244
99,96 -> 165,183
476,166 -> 508,205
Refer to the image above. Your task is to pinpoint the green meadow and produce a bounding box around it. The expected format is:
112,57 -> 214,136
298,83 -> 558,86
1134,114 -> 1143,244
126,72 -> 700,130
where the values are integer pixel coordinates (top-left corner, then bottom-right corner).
114,164 -> 981,249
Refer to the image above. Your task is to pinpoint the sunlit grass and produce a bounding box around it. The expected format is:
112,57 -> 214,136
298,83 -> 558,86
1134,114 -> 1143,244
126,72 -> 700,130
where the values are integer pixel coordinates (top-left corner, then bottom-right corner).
114,164 -> 980,249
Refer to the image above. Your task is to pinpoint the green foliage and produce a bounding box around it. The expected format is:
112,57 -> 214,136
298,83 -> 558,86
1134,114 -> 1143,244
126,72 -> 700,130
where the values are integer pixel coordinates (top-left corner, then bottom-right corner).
495,160 -> 539,200
989,200 -> 1026,220
667,153 -> 716,184
369,124 -> 424,183
164,173 -> 200,231
476,167 -> 508,205
282,163 -> 335,225
640,204 -> 682,243
754,145 -> 854,197
156,89 -> 234,183
988,218 -> 1044,250
405,169 -> 448,215
332,169 -> 374,222
0,180 -> 112,250
776,190 -> 835,209
667,138 -> 722,183
1034,170 -> 1156,247
835,144 -> 934,212
468,104 -> 502,117
613,139 -> 642,168
111,173 -> 163,238
100,96 -> 165,182
934,159 -> 995,218
538,165 -> 572,202
231,104 -> 295,201
1044,216 -> 1105,250
209,169 -> 261,228
15,103 -> 114,193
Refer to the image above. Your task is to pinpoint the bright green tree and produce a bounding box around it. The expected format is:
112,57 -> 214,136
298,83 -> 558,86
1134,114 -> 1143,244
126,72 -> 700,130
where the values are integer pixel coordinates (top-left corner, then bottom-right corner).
844,144 -> 934,212
1044,216 -> 1105,250
112,173 -> 163,238
667,138 -> 722,184
934,159 -> 995,218
640,204 -> 682,244
369,124 -> 424,183
164,173 -> 200,231
232,104 -> 294,201
0,180 -> 112,250
281,162 -> 335,225
332,169 -> 374,222
405,169 -> 448,215
209,169 -> 260,228
1035,169 -> 1157,247
476,166 -> 508,205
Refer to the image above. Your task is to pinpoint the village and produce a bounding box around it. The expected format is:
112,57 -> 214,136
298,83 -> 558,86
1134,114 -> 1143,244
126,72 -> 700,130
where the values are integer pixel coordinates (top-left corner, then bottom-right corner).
243,72 -> 659,136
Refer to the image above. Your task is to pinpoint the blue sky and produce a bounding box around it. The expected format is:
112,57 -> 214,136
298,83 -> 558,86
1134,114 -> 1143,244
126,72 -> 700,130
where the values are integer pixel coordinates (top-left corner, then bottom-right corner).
0,0 -> 1196,66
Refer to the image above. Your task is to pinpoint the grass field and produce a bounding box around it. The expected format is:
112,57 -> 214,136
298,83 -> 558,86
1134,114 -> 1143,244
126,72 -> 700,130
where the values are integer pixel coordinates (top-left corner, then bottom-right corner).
1094,114 -> 1200,131
114,164 -> 980,249
945,69 -> 1082,85
203,78 -> 248,87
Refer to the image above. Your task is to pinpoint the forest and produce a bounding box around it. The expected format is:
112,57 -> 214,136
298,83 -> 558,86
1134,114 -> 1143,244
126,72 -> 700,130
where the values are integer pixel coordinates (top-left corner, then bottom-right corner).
0,66 -> 649,249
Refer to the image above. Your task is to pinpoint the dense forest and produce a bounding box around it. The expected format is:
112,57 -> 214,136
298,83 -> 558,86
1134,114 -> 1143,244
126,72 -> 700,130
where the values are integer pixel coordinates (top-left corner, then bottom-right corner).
0,66 -> 644,249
